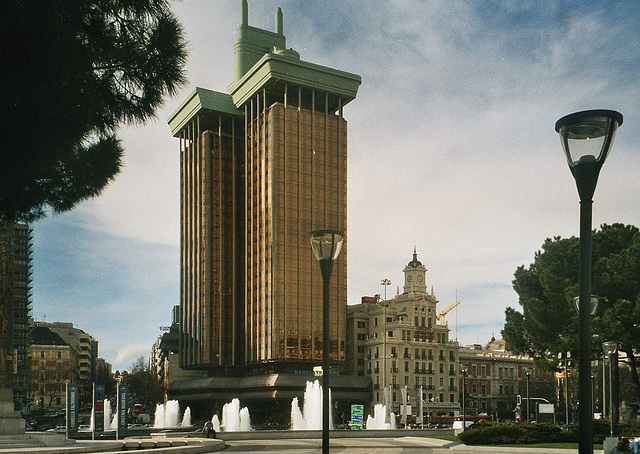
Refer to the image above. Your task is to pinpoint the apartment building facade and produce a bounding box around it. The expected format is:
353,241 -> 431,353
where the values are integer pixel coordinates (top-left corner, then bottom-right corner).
347,250 -> 461,419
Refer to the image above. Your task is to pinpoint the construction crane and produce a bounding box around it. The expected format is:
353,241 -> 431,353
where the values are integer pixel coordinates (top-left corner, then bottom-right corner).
436,300 -> 460,324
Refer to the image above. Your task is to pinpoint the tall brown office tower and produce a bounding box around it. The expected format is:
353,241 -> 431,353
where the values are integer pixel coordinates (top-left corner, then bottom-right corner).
168,2 -> 367,423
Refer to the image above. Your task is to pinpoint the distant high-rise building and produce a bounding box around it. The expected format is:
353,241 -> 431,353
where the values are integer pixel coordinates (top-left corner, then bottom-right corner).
168,2 -> 367,423
10,223 -> 33,408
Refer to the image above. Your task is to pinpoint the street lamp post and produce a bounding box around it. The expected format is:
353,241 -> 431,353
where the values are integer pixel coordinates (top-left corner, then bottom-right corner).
380,278 -> 391,301
460,367 -> 466,431
525,369 -> 531,422
602,341 -> 618,438
558,351 -> 572,428
591,374 -> 595,419
555,109 -> 623,454
310,230 -> 344,454
380,278 -> 391,423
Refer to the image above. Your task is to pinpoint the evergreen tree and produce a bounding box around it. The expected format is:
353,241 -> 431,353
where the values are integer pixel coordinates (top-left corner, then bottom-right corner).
503,224 -> 640,410
0,0 -> 187,392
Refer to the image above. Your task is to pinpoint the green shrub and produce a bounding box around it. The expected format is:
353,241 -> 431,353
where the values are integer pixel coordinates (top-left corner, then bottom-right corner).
592,419 -> 640,443
458,421 -> 571,445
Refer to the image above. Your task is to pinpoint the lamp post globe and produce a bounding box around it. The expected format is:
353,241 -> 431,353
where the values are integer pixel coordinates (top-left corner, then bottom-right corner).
572,295 -> 600,317
555,109 -> 622,454
309,229 -> 344,454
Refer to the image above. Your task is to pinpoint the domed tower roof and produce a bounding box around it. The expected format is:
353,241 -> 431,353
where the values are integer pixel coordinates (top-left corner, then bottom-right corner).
407,246 -> 423,268
403,246 -> 427,294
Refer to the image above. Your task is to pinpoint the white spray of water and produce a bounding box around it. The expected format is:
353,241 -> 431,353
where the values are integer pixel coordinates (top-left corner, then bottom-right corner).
220,398 -> 251,431
180,407 -> 191,426
365,403 -> 396,429
212,414 -> 221,432
154,400 -> 189,428
290,380 -> 332,430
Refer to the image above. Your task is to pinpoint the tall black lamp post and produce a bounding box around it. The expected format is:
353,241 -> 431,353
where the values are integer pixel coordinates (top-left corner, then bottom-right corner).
525,368 -> 531,422
310,229 -> 344,454
602,341 -> 618,438
555,109 -> 623,454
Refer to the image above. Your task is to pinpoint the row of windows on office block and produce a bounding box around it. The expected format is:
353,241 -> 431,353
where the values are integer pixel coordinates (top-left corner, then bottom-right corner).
375,391 -> 457,404
365,329 -> 449,343
364,346 -> 456,362
366,360 -> 458,376
374,374 -> 458,390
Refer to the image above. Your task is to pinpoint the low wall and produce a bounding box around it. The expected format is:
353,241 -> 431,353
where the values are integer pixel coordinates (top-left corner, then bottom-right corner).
212,428 -> 454,441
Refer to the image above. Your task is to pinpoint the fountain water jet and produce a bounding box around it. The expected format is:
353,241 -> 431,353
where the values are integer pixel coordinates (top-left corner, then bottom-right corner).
219,398 -> 251,431
212,415 -> 221,432
180,407 -> 191,427
365,403 -> 396,429
154,400 -> 190,428
103,399 -> 120,430
290,380 -> 332,430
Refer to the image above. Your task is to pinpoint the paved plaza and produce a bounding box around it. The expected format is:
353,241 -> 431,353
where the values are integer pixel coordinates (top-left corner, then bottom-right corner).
0,434 -> 607,454
222,437 -> 604,454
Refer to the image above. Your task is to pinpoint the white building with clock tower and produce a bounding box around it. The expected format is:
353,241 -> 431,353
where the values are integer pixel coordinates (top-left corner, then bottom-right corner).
346,248 -> 461,424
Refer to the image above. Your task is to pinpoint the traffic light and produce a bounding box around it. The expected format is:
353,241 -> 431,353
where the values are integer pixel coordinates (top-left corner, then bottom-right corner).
517,394 -> 522,405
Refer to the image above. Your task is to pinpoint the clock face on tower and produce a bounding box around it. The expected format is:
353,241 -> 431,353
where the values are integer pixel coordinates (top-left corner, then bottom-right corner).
407,276 -> 412,283
418,275 -> 423,283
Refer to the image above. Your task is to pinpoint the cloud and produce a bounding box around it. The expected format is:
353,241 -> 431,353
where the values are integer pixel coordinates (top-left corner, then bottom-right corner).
114,344 -> 151,370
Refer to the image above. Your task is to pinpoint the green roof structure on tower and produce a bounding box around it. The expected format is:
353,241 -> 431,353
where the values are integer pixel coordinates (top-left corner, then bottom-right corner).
168,87 -> 241,137
168,1 -> 361,135
229,1 -> 360,109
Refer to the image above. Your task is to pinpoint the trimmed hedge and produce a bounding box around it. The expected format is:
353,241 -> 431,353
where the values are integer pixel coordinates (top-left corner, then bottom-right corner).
458,421 -> 572,445
458,420 -> 640,445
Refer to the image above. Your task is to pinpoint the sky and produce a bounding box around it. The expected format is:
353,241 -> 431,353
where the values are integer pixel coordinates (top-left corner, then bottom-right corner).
31,1 -> 640,372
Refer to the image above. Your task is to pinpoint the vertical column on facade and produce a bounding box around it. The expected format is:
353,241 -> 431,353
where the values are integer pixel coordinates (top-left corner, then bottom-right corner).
187,121 -> 194,365
310,88 -> 317,361
243,103 -> 250,365
248,98 -> 255,363
324,93 -> 329,228
179,131 -> 186,367
218,114 -> 224,366
186,121 -> 194,365
202,129 -> 211,365
262,88 -> 271,360
182,127 -> 188,366
256,91 -> 263,361
255,92 -> 261,362
282,83 -> 288,360
296,85 -> 303,360
337,97 -> 345,362
194,118 -> 201,364
231,117 -> 236,365
324,92 -> 332,361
